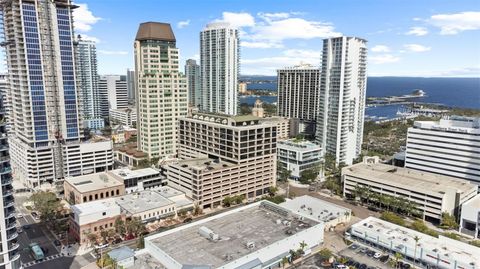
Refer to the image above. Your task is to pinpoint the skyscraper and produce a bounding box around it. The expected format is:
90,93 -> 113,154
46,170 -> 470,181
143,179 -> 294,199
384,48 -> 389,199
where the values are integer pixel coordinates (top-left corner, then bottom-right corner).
200,22 -> 239,115
277,64 -> 321,135
134,22 -> 188,159
185,59 -> 200,108
98,75 -> 128,118
76,36 -> 104,129
315,37 -> 367,165
1,0 -> 113,188
126,68 -> 136,103
0,81 -> 19,269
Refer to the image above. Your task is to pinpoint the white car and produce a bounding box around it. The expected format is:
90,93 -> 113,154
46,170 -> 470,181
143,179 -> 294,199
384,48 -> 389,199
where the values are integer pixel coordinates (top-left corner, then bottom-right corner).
373,252 -> 382,259
16,213 -> 23,218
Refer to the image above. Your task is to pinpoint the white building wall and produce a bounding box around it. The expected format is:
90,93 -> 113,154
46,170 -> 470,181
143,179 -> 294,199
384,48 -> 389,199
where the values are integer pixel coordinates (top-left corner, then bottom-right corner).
405,117 -> 480,186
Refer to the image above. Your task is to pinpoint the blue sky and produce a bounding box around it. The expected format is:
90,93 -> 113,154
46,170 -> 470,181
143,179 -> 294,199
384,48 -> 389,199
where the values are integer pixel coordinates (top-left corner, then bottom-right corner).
3,0 -> 480,77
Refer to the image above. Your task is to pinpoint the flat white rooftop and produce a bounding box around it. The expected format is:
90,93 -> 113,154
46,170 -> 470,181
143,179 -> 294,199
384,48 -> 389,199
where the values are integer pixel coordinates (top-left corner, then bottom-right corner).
463,194 -> 480,209
144,201 -> 324,268
351,217 -> 480,268
277,139 -> 322,152
116,190 -> 173,215
343,162 -> 476,195
280,195 -> 351,223
65,172 -> 123,193
71,198 -> 118,216
109,167 -> 160,179
414,116 -> 480,134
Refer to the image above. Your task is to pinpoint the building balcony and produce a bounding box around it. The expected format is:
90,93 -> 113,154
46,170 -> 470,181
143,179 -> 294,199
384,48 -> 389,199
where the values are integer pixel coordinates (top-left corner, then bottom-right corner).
9,252 -> 20,262
6,231 -> 18,241
0,167 -> 11,174
1,177 -> 12,186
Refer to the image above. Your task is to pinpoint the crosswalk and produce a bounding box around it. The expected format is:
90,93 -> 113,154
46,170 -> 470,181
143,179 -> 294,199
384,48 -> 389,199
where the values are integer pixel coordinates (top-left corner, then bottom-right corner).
22,253 -> 65,268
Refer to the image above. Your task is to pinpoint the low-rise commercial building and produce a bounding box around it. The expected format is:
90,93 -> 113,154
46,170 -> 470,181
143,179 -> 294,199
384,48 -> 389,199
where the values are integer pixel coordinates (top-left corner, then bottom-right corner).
348,217 -> 480,269
114,143 -> 147,167
70,198 -> 122,245
108,246 -> 135,268
279,195 -> 351,230
459,194 -> 480,239
115,190 -> 177,223
277,139 -> 322,179
110,108 -> 137,128
342,157 -> 478,222
140,200 -> 324,269
64,172 -> 125,204
109,168 -> 165,193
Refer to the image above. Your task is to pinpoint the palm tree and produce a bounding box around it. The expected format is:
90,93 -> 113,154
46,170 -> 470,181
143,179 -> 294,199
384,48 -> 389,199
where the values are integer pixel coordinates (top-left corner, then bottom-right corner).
281,256 -> 289,268
338,257 -> 349,264
413,235 -> 420,264
299,241 -> 307,251
394,253 -> 403,268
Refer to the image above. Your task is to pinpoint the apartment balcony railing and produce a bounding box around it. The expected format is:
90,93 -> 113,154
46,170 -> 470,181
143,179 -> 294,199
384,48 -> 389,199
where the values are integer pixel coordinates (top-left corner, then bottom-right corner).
6,231 -> 18,241
0,167 -> 11,174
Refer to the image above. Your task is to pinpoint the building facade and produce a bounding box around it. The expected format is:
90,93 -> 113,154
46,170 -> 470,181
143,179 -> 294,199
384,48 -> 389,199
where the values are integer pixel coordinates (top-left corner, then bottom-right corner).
134,22 -> 188,159
168,113 -> 277,208
277,139 -> 322,180
76,37 -> 104,129
277,64 -> 320,135
459,194 -> 480,239
405,116 -> 480,186
109,167 -> 165,193
64,171 -> 125,205
342,158 -> 478,222
315,37 -> 368,165
200,22 -> 239,115
109,108 -> 137,127
185,59 -> 200,108
126,69 -> 135,103
1,0 -> 116,188
69,198 -> 122,245
0,77 -> 19,269
260,117 -> 291,141
99,75 -> 128,117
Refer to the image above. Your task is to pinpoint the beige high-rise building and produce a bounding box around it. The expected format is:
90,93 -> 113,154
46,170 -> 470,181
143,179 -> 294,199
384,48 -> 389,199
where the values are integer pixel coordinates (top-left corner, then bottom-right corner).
167,113 -> 277,208
134,22 -> 188,159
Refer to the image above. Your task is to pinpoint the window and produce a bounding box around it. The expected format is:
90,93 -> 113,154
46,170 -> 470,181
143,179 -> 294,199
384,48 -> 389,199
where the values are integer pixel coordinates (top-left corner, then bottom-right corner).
102,212 -> 106,216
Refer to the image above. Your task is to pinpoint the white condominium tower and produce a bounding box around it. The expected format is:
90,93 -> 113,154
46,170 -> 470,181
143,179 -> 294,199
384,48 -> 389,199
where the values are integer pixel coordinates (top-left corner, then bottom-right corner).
99,75 -> 128,117
405,116 -> 480,186
1,0 -> 113,188
315,37 -> 367,165
200,22 -> 239,116
277,64 -> 321,135
185,59 -> 200,108
134,22 -> 188,159
76,36 -> 104,129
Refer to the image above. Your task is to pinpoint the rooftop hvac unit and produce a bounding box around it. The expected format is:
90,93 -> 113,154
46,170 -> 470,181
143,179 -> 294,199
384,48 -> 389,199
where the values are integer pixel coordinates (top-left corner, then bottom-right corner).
246,241 -> 255,249
198,226 -> 219,241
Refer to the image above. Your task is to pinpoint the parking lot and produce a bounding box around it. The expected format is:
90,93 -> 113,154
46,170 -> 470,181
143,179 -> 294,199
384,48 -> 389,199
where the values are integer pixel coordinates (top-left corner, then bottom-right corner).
338,242 -> 415,269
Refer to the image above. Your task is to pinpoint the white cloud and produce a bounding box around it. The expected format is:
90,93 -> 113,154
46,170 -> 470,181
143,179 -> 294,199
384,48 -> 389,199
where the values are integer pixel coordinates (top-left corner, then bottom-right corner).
369,54 -> 400,64
241,41 -> 283,49
77,34 -> 100,43
371,45 -> 390,53
439,66 -> 480,77
257,12 -> 290,21
406,27 -> 428,36
215,12 -> 255,28
241,49 -> 320,75
177,20 -> 190,29
98,50 -> 128,55
73,3 -> 101,32
250,18 -> 340,41
404,44 -> 431,52
429,11 -> 480,35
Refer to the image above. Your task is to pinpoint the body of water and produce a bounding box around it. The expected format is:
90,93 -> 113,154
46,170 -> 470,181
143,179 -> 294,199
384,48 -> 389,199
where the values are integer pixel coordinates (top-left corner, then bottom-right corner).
241,77 -> 480,119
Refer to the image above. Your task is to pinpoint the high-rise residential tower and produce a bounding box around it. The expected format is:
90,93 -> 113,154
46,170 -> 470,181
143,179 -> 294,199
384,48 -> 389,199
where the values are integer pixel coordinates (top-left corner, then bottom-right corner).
200,22 -> 239,115
76,36 -> 104,129
1,0 -> 113,188
134,22 -> 188,159
98,75 -> 128,118
0,83 -> 19,269
277,64 -> 321,135
315,37 -> 367,165
185,59 -> 200,108
126,69 -> 136,103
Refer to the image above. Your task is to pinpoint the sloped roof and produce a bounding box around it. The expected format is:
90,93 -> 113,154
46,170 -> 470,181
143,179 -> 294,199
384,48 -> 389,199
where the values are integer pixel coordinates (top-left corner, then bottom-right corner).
135,22 -> 175,42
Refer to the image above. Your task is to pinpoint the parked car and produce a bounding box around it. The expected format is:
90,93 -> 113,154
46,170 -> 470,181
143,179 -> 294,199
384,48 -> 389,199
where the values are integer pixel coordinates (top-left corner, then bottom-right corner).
183,217 -> 193,223
379,255 -> 389,263
53,240 -> 61,246
373,252 -> 382,259
16,213 -> 23,218
31,212 -> 40,220
349,244 -> 359,250
17,227 -> 23,233
94,243 -> 109,250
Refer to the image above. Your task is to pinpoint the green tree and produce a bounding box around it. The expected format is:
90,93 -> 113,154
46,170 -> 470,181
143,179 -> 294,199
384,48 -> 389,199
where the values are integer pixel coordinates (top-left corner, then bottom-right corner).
440,212 -> 459,229
380,212 -> 405,226
125,217 -> 146,237
277,164 -> 292,182
281,256 -> 289,268
413,235 -> 420,264
114,217 -> 126,235
222,196 -> 233,207
193,204 -> 203,216
100,228 -> 109,243
86,232 -> 98,246
233,195 -> 244,205
30,191 -> 63,224
317,248 -> 332,262
137,235 -> 145,249
299,165 -> 320,184
394,253 -> 403,268
268,186 -> 278,197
